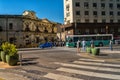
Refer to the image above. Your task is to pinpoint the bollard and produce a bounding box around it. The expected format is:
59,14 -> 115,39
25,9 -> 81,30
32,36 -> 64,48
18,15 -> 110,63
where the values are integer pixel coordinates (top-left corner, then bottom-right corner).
19,53 -> 22,66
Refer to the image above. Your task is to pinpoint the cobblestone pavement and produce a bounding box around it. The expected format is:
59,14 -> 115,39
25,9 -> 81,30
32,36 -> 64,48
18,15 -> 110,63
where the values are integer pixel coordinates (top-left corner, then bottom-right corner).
0,47 -> 120,80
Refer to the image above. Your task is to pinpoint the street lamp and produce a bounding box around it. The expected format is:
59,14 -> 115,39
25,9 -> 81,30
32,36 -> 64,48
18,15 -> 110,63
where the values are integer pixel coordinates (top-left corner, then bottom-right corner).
74,20 -> 77,35
64,18 -> 66,41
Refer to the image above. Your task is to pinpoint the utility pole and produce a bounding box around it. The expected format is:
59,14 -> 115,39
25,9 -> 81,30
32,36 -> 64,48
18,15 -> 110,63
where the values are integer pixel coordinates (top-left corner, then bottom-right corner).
64,18 -> 66,41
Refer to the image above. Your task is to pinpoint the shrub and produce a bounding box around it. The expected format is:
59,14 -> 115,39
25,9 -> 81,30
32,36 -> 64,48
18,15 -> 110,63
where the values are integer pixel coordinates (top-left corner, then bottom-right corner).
91,48 -> 100,56
1,42 -> 18,65
86,47 -> 91,53
1,42 -> 17,56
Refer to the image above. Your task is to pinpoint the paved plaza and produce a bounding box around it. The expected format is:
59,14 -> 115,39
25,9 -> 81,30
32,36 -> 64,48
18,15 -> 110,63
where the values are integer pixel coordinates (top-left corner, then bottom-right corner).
0,46 -> 120,80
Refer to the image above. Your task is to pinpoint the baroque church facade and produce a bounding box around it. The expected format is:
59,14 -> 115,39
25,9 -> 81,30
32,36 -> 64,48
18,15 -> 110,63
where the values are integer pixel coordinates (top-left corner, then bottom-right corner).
0,10 -> 59,47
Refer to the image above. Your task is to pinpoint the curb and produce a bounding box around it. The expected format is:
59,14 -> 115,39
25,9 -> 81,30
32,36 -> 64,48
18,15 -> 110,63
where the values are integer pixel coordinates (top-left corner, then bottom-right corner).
78,52 -> 120,63
18,48 -> 41,51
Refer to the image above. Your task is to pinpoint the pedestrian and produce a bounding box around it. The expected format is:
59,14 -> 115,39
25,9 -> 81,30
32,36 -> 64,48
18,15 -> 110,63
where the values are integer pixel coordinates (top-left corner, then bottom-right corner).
62,41 -> 65,47
90,39 -> 94,48
109,39 -> 113,51
77,40 -> 81,53
54,41 -> 56,47
82,39 -> 86,52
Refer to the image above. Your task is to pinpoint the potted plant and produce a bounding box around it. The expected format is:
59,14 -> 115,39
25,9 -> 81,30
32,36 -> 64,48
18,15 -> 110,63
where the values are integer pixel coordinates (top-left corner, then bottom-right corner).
1,42 -> 19,65
5,43 -> 19,66
86,47 -> 91,53
1,42 -> 9,62
0,46 -> 2,61
91,48 -> 100,56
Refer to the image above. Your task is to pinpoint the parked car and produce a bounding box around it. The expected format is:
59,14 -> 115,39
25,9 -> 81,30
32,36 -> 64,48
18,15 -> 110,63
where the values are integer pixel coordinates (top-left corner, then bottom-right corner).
39,42 -> 53,48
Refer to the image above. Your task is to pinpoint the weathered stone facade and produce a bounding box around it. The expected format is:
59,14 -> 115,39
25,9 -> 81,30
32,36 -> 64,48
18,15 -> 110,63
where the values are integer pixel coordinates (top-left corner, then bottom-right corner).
0,10 -> 59,47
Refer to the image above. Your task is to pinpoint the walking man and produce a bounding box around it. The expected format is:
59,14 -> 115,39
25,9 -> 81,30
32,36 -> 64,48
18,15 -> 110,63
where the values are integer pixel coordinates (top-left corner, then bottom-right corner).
82,39 -> 86,52
90,40 -> 94,48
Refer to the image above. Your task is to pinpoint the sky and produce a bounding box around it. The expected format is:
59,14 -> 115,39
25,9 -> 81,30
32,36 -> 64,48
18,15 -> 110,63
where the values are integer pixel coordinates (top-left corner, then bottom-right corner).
0,0 -> 64,24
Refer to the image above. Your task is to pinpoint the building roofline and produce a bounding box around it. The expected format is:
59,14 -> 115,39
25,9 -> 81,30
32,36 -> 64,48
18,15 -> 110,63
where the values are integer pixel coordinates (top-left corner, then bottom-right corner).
0,14 -> 22,18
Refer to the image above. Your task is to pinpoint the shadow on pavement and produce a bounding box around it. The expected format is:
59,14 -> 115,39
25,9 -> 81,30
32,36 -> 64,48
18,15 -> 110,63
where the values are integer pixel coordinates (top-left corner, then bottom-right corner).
99,54 -> 108,56
19,57 -> 39,66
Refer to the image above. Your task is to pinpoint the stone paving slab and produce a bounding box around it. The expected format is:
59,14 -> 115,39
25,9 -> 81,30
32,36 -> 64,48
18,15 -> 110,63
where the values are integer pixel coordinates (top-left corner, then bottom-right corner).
0,78 -> 5,80
0,62 -> 15,69
0,72 -> 29,80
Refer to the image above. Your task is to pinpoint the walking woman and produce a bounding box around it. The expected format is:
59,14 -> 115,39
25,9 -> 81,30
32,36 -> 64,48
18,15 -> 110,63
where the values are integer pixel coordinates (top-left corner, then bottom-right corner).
109,39 -> 113,51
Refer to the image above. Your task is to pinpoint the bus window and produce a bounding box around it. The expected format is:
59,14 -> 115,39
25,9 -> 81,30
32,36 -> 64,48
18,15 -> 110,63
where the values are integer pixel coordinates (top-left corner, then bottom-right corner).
74,37 -> 78,42
108,36 -> 112,40
103,36 -> 107,40
96,36 -> 102,40
103,36 -> 111,40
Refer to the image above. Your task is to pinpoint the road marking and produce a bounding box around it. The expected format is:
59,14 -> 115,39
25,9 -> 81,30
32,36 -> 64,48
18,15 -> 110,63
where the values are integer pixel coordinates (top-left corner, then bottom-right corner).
79,58 -> 105,62
44,73 -> 83,80
49,58 -> 120,80
101,50 -> 120,54
73,61 -> 120,67
57,67 -> 120,80
54,62 -> 120,72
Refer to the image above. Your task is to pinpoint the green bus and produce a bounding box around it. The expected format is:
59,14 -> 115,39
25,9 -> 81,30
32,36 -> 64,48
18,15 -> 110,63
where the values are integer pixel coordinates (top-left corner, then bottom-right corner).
66,34 -> 113,47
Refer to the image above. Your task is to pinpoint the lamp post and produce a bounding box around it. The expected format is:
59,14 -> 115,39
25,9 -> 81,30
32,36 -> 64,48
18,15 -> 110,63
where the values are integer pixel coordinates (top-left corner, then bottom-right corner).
75,20 -> 77,35
64,18 -> 66,41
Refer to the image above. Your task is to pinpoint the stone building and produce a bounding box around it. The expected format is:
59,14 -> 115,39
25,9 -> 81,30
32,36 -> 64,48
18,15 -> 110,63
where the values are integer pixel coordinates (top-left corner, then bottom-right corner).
0,10 -> 59,47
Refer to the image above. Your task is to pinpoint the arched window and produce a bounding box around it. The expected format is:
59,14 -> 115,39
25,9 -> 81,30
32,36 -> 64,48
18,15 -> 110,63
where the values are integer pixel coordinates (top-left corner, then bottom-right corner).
35,26 -> 40,32
25,25 -> 30,31
9,23 -> 13,30
44,27 -> 48,33
52,28 -> 54,33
